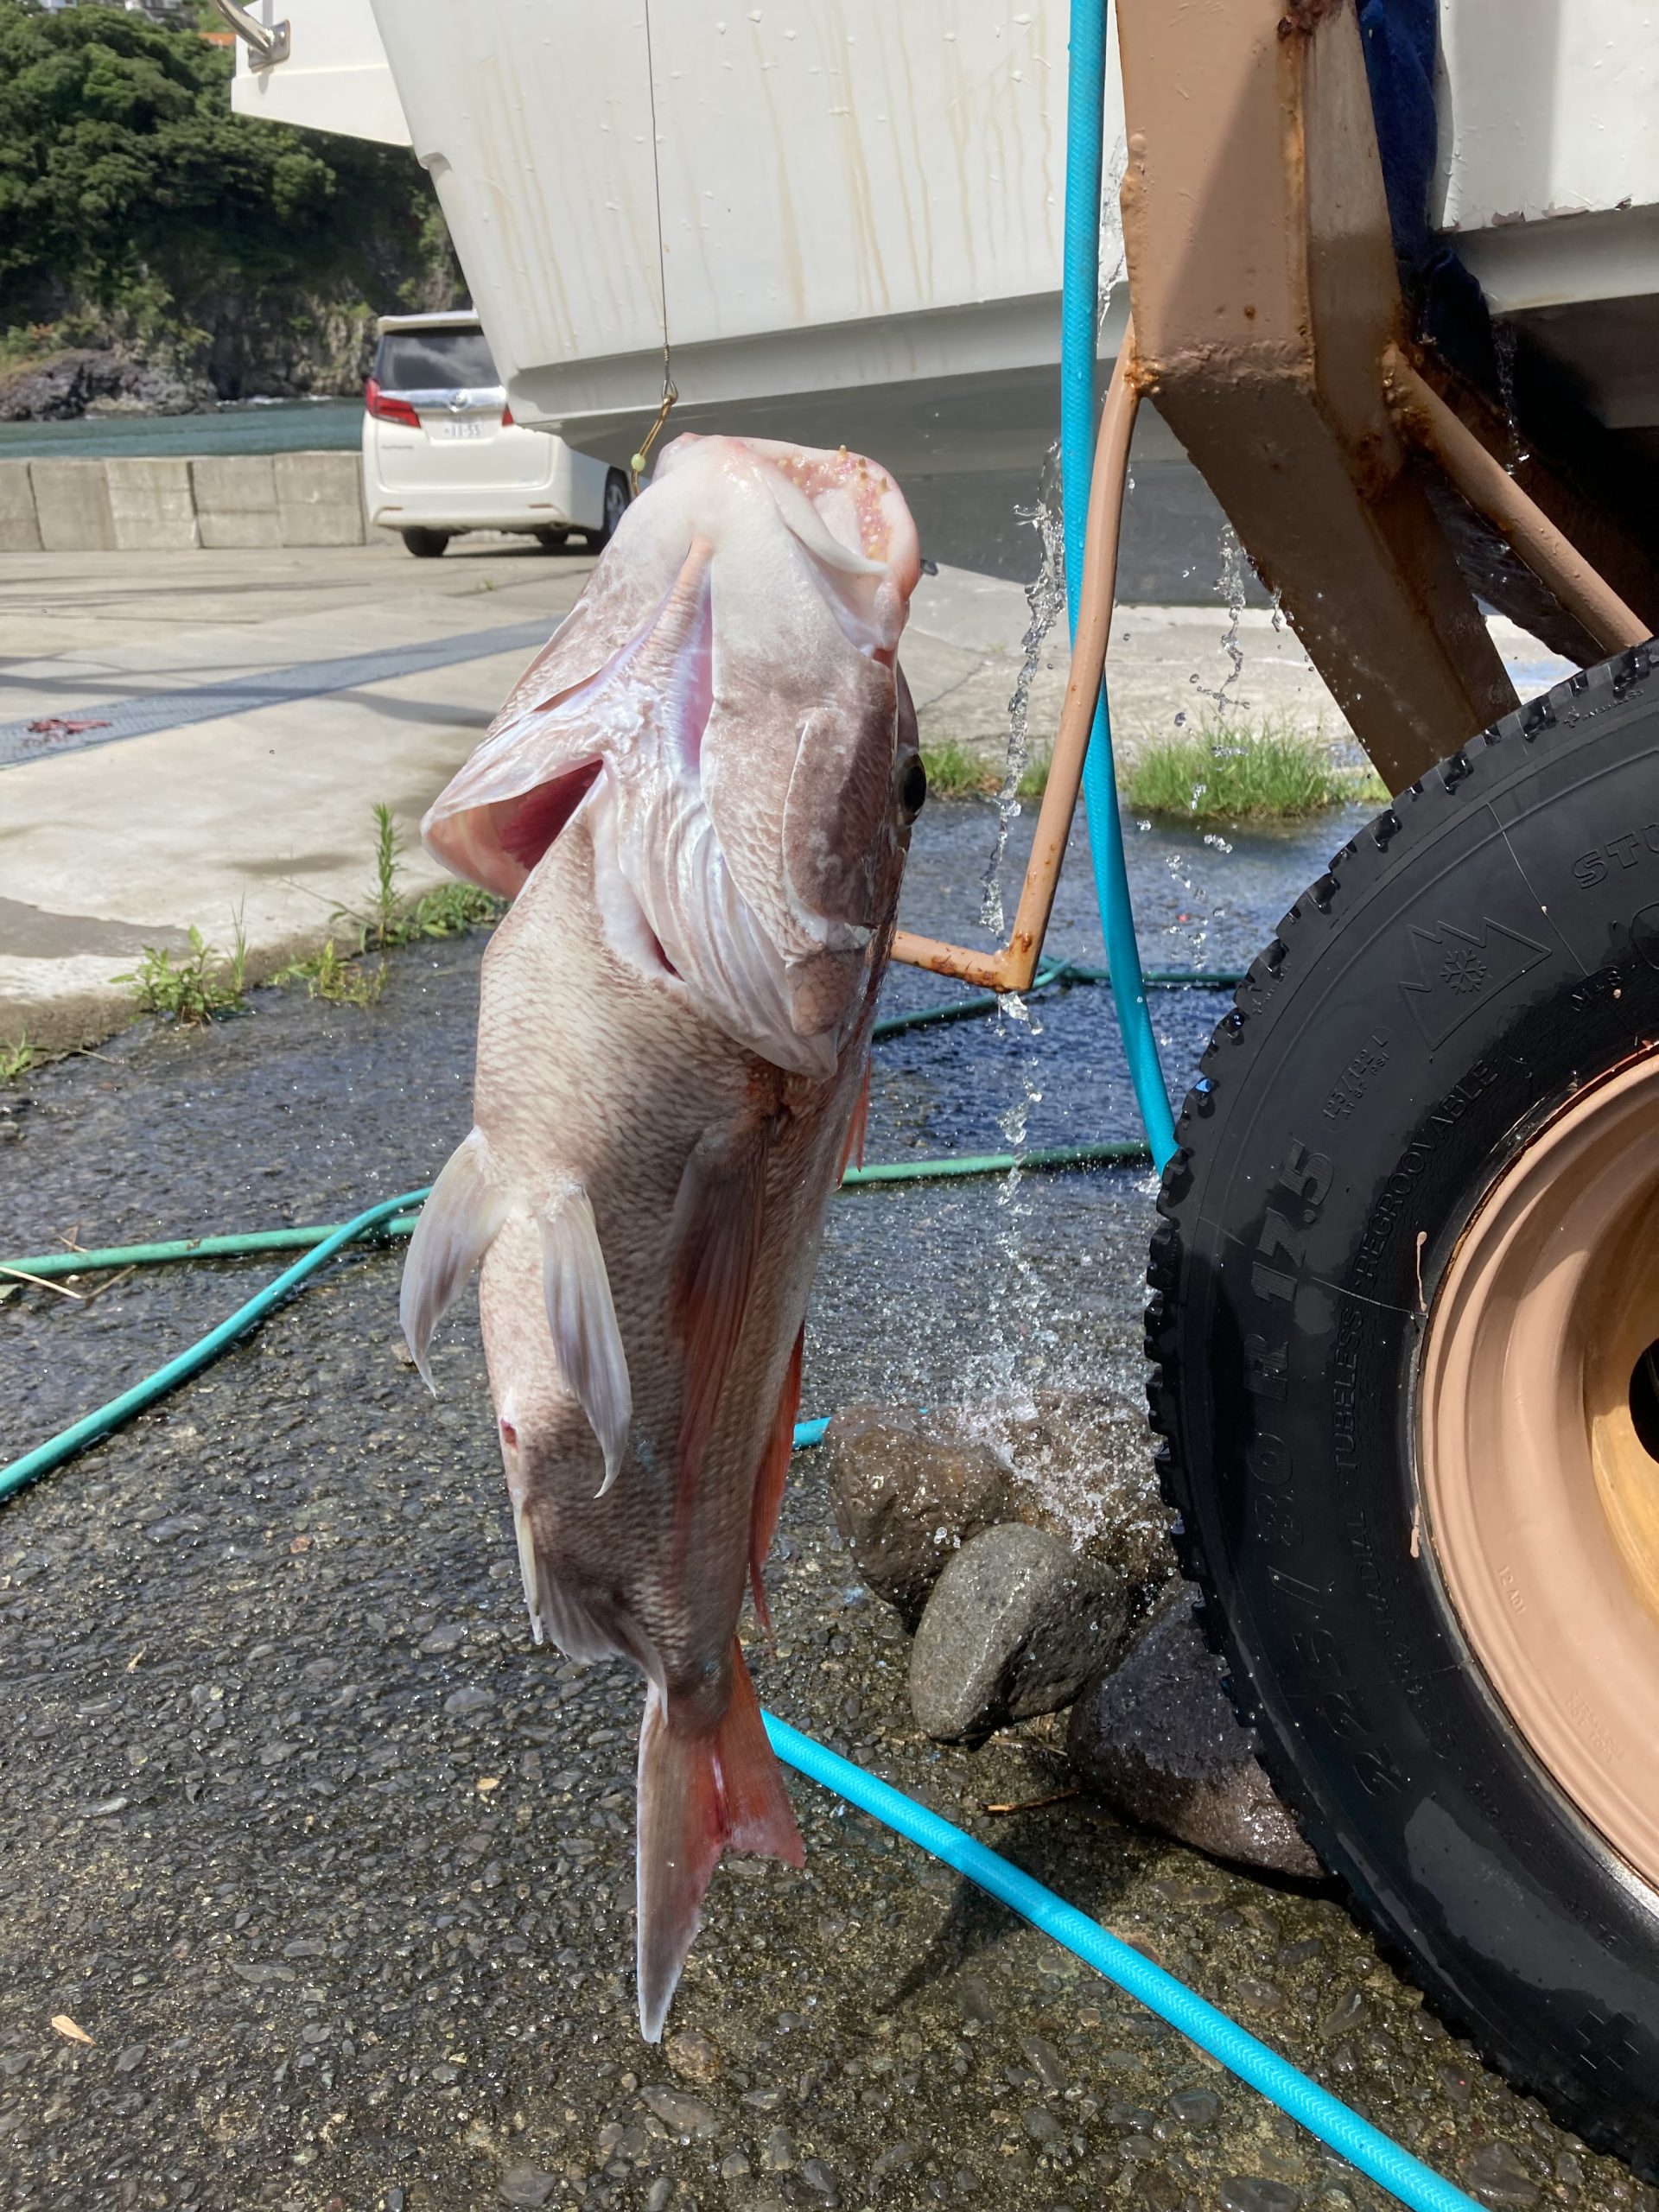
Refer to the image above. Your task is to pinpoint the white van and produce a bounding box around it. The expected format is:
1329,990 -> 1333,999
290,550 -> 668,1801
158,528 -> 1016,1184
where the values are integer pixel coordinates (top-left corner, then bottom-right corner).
360,312 -> 629,558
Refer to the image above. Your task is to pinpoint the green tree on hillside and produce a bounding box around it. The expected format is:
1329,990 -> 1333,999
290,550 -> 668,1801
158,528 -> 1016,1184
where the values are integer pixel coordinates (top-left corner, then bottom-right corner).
0,0 -> 459,391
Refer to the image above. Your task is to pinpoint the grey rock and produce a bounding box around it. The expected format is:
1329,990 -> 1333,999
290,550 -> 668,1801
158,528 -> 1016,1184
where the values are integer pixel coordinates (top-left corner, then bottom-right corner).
443,1685 -> 493,1714
645,2183 -> 672,2212
954,1974 -> 995,2023
718,2150 -> 751,2181
1020,2035 -> 1068,2090
1166,2088 -> 1217,2128
641,2087 -> 723,2139
497,2167 -> 559,2208
825,1406 -> 1010,1624
1065,1592 -> 1321,1878
1319,1988 -> 1367,2040
1459,2142 -> 1541,2208
664,2026 -> 721,2082
910,1523 -> 1129,1743
825,1389 -> 1171,1627
758,2126 -> 795,2173
420,1624 -> 467,1654
1218,2183 -> 1300,2212
1022,2107 -> 1065,2148
800,2158 -> 840,2202
0,349 -> 207,423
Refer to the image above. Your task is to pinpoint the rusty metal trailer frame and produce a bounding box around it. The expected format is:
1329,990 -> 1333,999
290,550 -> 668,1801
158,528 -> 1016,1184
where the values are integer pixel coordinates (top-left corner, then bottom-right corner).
894,0 -> 1656,996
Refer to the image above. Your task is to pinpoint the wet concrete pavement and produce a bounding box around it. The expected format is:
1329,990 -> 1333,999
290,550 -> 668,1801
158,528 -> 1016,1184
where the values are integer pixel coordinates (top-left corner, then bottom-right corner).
1,799 -> 1650,2212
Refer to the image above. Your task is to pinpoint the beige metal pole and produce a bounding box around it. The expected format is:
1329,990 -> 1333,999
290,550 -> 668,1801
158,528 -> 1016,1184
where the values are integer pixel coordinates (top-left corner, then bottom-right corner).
1383,348 -> 1650,658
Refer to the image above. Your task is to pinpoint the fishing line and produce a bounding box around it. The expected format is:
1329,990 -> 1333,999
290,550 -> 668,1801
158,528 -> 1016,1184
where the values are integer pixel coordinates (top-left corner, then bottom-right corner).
630,0 -> 678,492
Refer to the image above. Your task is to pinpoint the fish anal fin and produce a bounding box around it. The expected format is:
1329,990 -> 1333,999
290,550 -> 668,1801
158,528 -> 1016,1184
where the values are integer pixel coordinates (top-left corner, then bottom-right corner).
635,1641 -> 803,2042
749,1324 -> 804,1643
671,1121 -> 771,1537
399,1130 -> 505,1391
538,1184 -> 632,1497
839,1056 -> 872,1177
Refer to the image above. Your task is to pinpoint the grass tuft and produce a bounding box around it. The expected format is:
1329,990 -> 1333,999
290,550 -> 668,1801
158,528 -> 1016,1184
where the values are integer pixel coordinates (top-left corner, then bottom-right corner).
331,805 -> 506,954
116,925 -> 248,1025
922,740 -> 1050,802
402,879 -> 505,940
276,938 -> 386,1007
1121,721 -> 1387,822
0,1033 -> 33,1084
274,807 -> 507,1011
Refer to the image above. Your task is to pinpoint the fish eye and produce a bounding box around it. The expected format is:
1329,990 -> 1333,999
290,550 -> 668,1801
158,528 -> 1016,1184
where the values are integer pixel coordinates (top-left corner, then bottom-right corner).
897,751 -> 927,819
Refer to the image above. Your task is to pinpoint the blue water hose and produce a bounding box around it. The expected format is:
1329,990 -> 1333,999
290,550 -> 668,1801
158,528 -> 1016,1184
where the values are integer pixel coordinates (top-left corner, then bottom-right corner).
766,1715 -> 1481,2212
0,1190 -> 429,1505
1063,0 -> 1178,1173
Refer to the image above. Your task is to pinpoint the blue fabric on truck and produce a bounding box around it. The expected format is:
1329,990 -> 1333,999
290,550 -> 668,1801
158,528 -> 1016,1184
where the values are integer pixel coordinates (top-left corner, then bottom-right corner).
1357,0 -> 1497,387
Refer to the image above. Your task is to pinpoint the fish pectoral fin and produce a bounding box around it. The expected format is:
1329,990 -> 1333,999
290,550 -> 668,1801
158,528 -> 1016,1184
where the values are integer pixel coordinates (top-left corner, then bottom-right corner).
671,1120 -> 772,1533
635,1642 -> 804,2042
400,1130 -> 505,1391
748,1323 -> 804,1644
538,1183 -> 632,1497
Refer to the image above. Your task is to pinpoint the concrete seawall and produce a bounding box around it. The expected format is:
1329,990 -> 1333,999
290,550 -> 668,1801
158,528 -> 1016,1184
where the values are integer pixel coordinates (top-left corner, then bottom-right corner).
0,451 -> 366,552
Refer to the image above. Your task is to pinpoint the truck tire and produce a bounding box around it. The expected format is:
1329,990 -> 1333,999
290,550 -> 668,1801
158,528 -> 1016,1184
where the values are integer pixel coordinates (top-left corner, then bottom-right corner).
1147,643 -> 1659,2173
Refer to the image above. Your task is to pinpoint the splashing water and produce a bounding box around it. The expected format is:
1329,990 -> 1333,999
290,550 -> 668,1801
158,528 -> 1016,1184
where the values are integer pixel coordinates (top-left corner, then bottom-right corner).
1189,522 -> 1252,722
1492,319 -> 1530,474
958,989 -> 1054,1419
978,450 -> 1065,937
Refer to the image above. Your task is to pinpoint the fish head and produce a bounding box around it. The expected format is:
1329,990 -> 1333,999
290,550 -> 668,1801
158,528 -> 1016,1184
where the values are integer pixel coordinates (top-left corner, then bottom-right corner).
421,434 -> 924,1078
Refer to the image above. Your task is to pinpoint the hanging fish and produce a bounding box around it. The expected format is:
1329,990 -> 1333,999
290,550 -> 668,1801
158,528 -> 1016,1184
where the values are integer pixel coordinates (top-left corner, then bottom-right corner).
400,433 -> 923,2037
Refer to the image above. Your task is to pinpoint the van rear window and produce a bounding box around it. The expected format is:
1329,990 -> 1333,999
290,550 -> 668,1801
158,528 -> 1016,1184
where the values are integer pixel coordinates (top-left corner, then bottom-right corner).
375,327 -> 499,390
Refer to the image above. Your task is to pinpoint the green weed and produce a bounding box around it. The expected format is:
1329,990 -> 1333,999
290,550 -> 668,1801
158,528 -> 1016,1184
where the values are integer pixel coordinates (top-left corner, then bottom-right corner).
922,741 -> 1051,802
0,1033 -> 34,1084
1122,721 -> 1387,823
330,805 -> 505,956
405,880 -> 505,938
276,939 -> 385,1007
116,925 -> 248,1025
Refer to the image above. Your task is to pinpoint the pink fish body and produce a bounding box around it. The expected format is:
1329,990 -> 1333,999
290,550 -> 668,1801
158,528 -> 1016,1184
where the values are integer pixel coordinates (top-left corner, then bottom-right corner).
400,435 -> 922,2037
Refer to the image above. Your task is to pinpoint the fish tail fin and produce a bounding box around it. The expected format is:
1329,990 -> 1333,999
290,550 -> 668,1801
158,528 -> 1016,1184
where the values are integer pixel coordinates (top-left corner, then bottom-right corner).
400,1129 -> 506,1389
635,1640 -> 803,2042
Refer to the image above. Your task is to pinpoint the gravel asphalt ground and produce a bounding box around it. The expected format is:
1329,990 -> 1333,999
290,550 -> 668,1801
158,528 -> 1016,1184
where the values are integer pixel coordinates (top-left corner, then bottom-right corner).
1,804 -> 1650,2212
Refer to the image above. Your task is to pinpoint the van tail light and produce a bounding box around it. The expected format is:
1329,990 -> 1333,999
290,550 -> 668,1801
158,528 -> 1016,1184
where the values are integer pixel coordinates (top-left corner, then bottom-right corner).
365,377 -> 422,429
501,403 -> 515,426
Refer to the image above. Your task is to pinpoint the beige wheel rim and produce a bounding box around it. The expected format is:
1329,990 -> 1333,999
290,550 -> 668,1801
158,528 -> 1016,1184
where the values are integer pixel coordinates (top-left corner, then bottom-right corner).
1419,1046 -> 1659,1890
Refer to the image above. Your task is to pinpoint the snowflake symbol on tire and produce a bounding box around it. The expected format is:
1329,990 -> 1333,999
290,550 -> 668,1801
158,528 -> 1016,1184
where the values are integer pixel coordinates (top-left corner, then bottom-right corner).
1440,945 -> 1489,995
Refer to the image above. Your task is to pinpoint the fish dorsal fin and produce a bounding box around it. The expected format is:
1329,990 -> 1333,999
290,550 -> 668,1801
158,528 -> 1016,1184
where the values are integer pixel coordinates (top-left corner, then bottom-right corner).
748,1322 -> 804,1643
400,1130 -> 505,1390
538,1182 -> 632,1497
671,1119 -> 772,1543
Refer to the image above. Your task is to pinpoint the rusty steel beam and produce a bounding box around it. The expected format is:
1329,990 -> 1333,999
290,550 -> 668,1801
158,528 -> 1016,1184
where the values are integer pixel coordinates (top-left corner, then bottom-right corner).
1115,0 -> 1518,792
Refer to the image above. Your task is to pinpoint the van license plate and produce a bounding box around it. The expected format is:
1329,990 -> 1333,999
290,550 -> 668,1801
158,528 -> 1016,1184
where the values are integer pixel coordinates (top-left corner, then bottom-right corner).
435,421 -> 484,440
